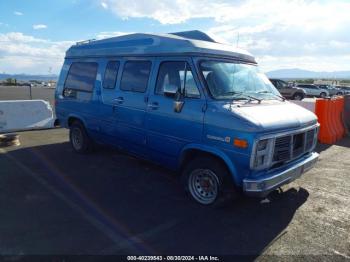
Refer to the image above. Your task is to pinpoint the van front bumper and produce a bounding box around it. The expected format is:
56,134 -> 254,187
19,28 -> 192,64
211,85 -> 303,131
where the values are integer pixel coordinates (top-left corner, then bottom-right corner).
243,152 -> 319,197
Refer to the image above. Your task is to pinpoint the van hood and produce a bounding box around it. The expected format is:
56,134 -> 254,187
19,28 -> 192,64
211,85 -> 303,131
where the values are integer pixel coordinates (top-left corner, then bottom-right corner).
217,100 -> 318,132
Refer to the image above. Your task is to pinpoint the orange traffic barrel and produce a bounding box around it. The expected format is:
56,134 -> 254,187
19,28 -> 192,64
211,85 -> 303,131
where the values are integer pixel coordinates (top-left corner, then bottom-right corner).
330,98 -> 341,140
315,98 -> 335,144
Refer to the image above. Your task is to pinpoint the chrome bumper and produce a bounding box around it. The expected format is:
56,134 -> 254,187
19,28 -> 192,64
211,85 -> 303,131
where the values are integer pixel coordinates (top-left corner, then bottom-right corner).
243,152 -> 319,197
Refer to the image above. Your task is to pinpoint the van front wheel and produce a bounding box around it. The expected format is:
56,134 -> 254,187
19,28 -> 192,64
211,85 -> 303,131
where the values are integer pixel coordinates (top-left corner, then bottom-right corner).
182,156 -> 237,206
69,121 -> 93,153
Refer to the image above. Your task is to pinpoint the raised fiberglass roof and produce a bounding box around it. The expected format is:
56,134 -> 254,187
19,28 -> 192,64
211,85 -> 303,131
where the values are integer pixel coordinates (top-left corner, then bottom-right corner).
65,30 -> 256,63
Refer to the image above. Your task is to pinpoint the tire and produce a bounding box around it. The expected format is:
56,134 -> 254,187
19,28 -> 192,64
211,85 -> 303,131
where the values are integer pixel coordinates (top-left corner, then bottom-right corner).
320,92 -> 327,98
292,93 -> 304,100
336,92 -> 343,96
182,156 -> 237,206
69,121 -> 93,153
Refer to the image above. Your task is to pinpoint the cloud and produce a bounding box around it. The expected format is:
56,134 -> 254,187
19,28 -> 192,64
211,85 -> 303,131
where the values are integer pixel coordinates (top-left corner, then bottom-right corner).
0,30 -> 132,74
256,55 -> 350,72
96,31 -> 131,39
33,24 -> 48,30
101,2 -> 108,9
14,11 -> 23,16
99,0 -> 350,26
0,32 -> 74,74
100,0 -> 218,24
97,0 -> 350,71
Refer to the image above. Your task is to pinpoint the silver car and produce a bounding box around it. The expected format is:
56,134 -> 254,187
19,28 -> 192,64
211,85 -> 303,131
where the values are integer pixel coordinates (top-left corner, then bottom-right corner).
297,84 -> 329,98
317,85 -> 343,96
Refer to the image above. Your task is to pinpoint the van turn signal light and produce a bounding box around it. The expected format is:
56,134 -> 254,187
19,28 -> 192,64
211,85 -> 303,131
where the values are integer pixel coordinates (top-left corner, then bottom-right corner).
234,138 -> 248,148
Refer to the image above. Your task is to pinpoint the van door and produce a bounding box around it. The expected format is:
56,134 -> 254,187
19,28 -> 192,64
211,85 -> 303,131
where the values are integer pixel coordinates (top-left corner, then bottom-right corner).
99,60 -> 122,144
112,58 -> 153,157
146,58 -> 205,168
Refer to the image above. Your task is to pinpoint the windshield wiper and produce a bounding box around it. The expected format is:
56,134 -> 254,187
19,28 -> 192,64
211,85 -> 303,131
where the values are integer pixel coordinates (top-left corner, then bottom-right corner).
221,91 -> 262,103
257,91 -> 286,101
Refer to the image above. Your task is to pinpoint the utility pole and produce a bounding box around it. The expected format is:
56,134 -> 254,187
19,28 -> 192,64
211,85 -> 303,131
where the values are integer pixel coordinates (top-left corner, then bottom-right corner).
29,84 -> 32,100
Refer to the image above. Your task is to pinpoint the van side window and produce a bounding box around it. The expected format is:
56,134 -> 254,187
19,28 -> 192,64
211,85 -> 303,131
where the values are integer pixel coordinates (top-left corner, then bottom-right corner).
103,61 -> 120,89
120,61 -> 151,93
156,61 -> 200,98
63,62 -> 98,98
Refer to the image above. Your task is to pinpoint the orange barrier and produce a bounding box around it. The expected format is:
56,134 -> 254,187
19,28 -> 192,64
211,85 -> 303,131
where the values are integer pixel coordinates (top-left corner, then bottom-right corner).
336,97 -> 345,138
315,97 -> 346,144
344,95 -> 350,132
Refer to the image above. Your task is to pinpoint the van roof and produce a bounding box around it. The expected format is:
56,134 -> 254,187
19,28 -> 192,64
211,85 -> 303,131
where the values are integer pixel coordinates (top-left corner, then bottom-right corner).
66,30 -> 256,63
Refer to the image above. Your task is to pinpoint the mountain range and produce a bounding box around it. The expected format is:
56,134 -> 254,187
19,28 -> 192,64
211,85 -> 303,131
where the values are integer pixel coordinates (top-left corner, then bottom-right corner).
0,73 -> 58,81
266,68 -> 350,79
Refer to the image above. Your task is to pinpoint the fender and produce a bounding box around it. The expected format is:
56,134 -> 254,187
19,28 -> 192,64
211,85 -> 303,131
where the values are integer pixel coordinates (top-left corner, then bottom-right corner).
179,143 -> 240,185
66,113 -> 88,128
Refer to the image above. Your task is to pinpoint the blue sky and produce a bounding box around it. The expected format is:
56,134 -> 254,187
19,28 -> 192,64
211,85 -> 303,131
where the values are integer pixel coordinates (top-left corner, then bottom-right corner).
1,0 -> 350,74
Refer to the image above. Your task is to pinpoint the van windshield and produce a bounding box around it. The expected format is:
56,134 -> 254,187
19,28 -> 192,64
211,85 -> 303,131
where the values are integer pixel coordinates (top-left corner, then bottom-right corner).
200,61 -> 280,100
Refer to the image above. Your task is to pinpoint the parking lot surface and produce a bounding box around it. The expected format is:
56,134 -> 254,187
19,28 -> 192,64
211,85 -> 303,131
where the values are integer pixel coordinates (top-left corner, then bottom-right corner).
0,128 -> 349,259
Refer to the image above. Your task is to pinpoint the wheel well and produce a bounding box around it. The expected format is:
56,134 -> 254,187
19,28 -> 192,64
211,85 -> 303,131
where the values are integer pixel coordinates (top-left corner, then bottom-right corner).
67,117 -> 82,127
180,149 -> 230,173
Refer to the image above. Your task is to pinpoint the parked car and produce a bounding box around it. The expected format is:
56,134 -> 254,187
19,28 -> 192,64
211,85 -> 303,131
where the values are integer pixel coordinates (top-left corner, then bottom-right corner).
269,79 -> 306,100
296,84 -> 329,98
317,85 -> 343,96
55,31 -> 319,206
335,85 -> 350,94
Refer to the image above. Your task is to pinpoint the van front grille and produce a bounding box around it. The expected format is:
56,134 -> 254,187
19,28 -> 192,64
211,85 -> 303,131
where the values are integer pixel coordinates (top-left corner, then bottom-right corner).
273,136 -> 291,162
273,127 -> 317,165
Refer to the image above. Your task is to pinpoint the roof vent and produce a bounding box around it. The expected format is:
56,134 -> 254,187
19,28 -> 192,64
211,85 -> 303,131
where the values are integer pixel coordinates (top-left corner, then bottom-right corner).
169,30 -> 216,43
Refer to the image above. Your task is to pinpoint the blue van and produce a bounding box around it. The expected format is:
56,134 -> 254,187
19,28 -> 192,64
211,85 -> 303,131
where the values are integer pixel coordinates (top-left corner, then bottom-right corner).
55,30 -> 319,205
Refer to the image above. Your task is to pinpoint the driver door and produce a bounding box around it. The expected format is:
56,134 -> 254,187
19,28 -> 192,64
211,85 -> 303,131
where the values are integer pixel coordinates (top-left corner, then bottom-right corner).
145,58 -> 205,169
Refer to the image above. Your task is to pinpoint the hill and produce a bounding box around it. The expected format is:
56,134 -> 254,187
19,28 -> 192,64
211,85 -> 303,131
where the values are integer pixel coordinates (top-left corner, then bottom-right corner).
266,68 -> 350,79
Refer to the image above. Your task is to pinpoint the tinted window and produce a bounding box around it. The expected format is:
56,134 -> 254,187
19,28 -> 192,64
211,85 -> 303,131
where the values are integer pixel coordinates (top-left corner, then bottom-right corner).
278,80 -> 288,88
103,61 -> 120,89
64,62 -> 97,93
156,61 -> 200,98
120,61 -> 151,93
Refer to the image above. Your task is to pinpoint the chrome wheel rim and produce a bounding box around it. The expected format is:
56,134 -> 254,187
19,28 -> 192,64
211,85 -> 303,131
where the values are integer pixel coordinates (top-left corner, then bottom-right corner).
295,95 -> 302,100
71,127 -> 83,150
188,169 -> 219,205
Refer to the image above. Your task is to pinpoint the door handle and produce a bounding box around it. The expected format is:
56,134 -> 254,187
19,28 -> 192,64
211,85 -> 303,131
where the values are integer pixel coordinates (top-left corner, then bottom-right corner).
113,97 -> 124,104
147,102 -> 159,110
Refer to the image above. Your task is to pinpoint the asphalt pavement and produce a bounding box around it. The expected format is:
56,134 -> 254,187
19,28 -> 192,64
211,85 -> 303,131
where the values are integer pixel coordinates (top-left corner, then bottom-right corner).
0,128 -> 349,260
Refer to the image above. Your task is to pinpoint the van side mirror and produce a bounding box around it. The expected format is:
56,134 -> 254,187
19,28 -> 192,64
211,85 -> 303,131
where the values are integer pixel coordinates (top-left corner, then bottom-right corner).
164,84 -> 178,98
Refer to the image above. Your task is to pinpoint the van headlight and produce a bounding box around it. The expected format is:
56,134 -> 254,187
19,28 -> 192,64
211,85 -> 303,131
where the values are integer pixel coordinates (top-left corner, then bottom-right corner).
250,138 -> 275,170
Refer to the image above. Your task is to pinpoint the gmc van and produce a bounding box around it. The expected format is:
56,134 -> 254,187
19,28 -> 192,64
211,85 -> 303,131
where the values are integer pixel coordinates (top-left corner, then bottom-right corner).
55,30 -> 319,205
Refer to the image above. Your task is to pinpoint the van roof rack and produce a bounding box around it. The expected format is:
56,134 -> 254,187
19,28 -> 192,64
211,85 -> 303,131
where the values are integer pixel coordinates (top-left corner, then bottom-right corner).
75,39 -> 96,45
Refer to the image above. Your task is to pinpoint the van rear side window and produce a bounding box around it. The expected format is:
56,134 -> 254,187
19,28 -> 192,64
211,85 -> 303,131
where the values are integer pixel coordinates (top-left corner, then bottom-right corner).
103,61 -> 120,89
63,62 -> 98,98
120,61 -> 151,93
